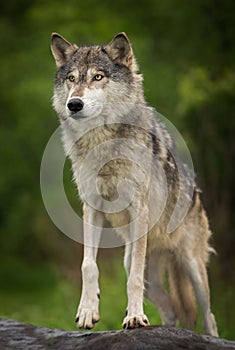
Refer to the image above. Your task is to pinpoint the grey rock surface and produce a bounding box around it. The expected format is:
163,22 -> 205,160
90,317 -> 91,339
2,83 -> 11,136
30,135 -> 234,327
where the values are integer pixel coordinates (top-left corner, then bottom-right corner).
0,318 -> 235,350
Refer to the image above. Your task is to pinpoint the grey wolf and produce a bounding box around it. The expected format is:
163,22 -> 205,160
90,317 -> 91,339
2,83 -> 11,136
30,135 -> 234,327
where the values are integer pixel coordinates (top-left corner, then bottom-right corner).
50,32 -> 218,336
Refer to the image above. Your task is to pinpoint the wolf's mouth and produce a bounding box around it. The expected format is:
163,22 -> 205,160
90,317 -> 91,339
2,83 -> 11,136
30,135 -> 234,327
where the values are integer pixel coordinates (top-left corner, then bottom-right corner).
70,112 -> 87,120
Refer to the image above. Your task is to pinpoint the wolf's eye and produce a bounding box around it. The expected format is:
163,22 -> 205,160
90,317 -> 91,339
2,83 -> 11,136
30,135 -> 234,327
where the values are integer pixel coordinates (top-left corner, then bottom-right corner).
94,74 -> 104,81
68,75 -> 75,82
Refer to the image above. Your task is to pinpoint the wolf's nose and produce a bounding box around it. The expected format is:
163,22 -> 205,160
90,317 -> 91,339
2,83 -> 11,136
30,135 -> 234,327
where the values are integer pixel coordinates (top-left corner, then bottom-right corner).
67,98 -> 84,112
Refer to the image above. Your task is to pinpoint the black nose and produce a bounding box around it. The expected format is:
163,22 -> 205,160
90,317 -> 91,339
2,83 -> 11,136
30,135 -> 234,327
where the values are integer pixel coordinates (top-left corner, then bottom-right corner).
67,98 -> 84,112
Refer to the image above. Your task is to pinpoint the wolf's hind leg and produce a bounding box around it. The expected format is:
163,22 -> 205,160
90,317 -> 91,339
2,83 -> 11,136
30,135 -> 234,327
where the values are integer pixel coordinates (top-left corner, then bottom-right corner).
145,250 -> 176,326
186,257 -> 218,337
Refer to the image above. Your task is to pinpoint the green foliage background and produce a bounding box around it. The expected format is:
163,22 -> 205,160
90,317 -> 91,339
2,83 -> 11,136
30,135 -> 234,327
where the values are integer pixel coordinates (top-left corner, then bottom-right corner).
0,0 -> 234,340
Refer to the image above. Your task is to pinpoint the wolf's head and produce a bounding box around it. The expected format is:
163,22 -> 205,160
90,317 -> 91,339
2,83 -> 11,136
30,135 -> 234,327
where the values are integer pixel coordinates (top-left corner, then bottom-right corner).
51,33 -> 144,121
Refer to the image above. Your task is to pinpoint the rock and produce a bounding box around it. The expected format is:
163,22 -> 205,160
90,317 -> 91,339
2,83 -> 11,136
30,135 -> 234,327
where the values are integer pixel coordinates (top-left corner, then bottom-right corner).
0,318 -> 235,350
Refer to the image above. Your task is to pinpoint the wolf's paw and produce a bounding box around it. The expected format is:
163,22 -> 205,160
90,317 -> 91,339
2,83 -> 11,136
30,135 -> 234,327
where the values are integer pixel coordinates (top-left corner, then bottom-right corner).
203,312 -> 218,337
122,314 -> 150,329
75,308 -> 100,330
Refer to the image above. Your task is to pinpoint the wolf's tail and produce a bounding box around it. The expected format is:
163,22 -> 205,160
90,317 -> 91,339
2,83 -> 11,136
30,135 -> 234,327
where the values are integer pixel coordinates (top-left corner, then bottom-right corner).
167,256 -> 197,330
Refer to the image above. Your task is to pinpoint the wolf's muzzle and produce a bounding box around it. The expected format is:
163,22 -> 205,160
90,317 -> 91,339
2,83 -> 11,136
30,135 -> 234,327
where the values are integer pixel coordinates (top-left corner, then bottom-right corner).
67,98 -> 84,113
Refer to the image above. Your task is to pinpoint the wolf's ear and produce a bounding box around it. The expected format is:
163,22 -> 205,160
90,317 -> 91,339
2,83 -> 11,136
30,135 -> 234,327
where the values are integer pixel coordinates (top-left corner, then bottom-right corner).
105,32 -> 135,69
51,33 -> 78,68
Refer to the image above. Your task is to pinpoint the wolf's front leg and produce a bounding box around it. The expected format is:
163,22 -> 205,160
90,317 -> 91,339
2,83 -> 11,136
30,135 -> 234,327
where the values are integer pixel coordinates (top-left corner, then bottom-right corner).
123,207 -> 150,329
75,205 -> 103,329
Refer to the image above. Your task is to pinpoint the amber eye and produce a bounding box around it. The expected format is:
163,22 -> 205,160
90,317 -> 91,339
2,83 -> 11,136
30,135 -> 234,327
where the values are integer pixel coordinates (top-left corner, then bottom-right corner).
68,75 -> 75,82
94,74 -> 104,81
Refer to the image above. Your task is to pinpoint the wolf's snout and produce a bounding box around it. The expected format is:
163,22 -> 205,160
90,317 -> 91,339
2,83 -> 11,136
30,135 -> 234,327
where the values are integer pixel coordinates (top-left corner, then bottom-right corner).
67,98 -> 84,113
